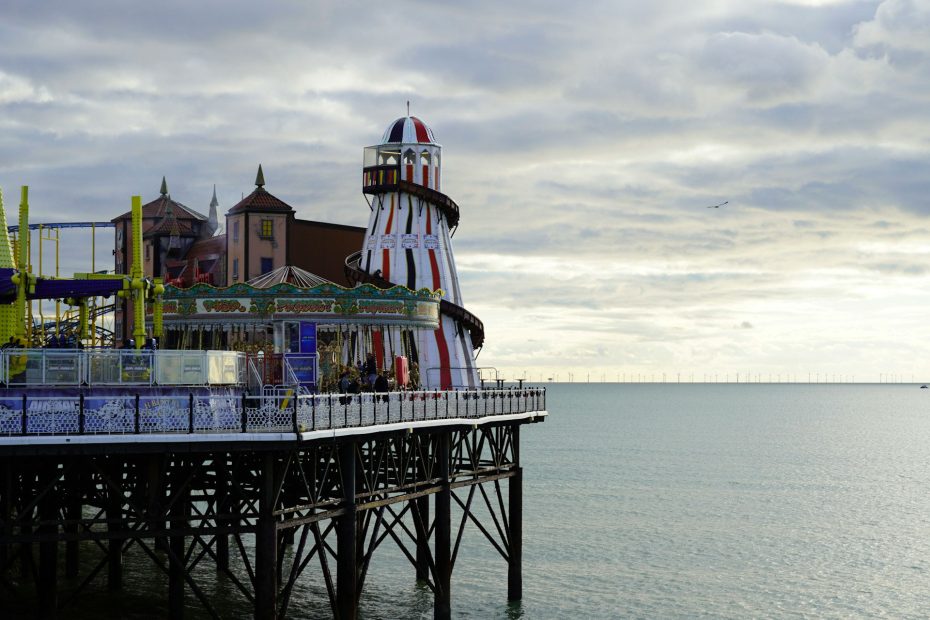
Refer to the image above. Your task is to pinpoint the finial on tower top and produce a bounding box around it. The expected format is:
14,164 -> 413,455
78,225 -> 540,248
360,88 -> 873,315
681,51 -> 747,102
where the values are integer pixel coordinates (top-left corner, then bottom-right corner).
255,164 -> 265,188
407,100 -> 410,116
160,176 -> 168,196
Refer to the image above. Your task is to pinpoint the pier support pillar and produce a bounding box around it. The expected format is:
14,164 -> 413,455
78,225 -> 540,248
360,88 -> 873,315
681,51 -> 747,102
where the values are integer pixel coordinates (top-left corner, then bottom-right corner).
336,441 -> 357,620
507,467 -> 523,601
1,460 -> 11,576
508,426 -> 522,602
64,464 -> 81,578
255,454 -> 278,620
20,470 -> 35,583
38,463 -> 58,619
169,459 -> 189,620
413,495 -> 430,581
146,456 -> 168,552
434,433 -> 451,620
106,462 -> 122,591
215,455 -> 229,572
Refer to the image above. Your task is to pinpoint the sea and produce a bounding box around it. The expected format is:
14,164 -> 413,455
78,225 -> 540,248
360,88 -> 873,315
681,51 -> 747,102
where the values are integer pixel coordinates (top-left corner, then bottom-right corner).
14,382 -> 930,618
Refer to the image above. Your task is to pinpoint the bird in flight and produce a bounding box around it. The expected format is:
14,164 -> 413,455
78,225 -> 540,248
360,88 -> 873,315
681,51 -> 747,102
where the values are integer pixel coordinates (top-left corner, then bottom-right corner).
706,201 -> 728,208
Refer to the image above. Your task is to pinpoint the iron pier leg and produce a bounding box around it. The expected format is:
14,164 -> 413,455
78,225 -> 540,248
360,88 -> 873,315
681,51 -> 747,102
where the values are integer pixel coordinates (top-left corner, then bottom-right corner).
336,441 -> 357,620
38,462 -> 59,619
1,460 -> 10,577
107,461 -> 122,591
64,464 -> 81,578
414,495 -> 430,581
20,469 -> 35,583
255,454 -> 278,620
169,458 -> 189,620
434,433 -> 451,620
216,455 -> 229,572
147,456 -> 168,552
508,471 -> 523,600
508,426 -> 522,601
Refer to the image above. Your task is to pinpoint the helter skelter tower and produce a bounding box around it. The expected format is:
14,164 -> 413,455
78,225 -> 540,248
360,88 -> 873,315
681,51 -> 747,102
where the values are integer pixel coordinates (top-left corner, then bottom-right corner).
348,114 -> 482,389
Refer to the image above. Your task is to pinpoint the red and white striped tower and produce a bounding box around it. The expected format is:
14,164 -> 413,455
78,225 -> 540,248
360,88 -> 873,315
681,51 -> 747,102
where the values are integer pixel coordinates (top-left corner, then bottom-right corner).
358,115 -> 479,389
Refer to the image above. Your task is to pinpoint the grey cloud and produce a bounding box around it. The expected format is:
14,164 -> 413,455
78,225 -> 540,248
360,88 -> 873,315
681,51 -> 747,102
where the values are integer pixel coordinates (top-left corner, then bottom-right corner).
868,262 -> 928,276
854,0 -> 930,54
697,32 -> 830,103
1,0 -> 930,377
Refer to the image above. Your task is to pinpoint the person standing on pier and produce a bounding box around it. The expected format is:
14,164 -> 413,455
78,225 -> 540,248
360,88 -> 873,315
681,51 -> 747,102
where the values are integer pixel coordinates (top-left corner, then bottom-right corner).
364,353 -> 377,387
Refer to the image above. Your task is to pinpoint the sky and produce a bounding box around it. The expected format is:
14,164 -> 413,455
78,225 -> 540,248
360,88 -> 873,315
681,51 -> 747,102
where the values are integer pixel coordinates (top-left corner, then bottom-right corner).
0,0 -> 929,382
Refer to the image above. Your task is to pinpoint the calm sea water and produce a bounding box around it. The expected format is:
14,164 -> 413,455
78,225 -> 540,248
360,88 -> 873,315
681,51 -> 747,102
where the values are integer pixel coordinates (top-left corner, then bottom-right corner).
17,383 -> 930,618
510,383 -> 930,620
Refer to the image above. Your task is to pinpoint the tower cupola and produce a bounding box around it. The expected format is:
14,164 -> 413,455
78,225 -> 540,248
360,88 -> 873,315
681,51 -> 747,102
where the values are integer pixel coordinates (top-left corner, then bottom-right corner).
364,115 -> 442,192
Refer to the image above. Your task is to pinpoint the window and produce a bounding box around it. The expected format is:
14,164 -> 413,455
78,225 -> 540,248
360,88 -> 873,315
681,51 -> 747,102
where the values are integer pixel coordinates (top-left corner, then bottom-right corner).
232,258 -> 239,282
144,244 -> 150,261
260,219 -> 273,239
233,221 -> 239,243
261,257 -> 273,275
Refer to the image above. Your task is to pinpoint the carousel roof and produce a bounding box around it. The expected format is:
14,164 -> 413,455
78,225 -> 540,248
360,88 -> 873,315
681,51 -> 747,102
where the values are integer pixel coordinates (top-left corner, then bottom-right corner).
380,116 -> 437,145
246,265 -> 330,289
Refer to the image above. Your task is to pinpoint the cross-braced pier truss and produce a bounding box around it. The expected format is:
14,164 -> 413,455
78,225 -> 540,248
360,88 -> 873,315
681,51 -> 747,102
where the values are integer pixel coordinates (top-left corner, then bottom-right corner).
0,391 -> 546,619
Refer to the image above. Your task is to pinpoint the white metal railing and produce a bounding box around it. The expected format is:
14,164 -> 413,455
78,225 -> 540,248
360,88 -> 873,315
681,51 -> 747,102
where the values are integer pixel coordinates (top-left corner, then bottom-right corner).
0,388 -> 547,437
1,349 -> 246,387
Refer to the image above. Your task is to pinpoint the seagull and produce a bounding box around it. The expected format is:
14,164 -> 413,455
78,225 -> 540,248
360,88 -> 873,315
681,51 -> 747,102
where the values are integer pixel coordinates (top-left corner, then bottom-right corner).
707,201 -> 728,209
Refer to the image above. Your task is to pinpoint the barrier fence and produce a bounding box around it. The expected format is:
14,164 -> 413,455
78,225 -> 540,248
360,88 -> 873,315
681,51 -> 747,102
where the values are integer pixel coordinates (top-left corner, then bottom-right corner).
1,349 -> 246,387
0,388 -> 546,437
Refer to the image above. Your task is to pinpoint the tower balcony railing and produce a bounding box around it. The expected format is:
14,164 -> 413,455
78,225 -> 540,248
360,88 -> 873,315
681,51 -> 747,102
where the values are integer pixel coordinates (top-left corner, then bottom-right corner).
362,165 -> 400,192
362,166 -> 460,229
0,387 -> 547,437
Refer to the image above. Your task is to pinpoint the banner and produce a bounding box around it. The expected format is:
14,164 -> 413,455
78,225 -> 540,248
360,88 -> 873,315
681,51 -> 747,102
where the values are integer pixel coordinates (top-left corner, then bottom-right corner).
299,322 -> 317,354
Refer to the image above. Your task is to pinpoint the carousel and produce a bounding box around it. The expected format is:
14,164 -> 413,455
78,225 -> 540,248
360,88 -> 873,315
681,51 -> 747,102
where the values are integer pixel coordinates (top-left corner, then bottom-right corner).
156,264 -> 440,392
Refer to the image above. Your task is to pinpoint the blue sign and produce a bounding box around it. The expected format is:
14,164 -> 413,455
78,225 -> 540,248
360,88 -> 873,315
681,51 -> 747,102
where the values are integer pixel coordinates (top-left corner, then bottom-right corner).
286,354 -> 317,389
299,322 -> 317,354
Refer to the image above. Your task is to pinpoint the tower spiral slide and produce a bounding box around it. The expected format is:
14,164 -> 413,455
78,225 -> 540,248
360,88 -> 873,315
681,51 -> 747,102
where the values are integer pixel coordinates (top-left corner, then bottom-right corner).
343,116 -> 482,390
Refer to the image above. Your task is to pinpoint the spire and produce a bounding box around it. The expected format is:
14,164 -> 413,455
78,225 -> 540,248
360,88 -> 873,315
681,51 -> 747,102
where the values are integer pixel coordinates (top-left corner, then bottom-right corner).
160,176 -> 168,196
255,164 -> 265,189
207,184 -> 219,236
407,100 -> 410,116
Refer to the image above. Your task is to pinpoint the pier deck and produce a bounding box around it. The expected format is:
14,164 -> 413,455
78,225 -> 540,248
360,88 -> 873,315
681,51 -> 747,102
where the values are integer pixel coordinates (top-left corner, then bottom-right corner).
0,386 -> 546,619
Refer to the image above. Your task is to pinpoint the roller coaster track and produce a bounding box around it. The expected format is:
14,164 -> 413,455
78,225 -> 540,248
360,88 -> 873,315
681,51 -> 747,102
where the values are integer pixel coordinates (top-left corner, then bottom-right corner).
344,251 -> 484,349
7,221 -> 115,233
34,302 -> 116,347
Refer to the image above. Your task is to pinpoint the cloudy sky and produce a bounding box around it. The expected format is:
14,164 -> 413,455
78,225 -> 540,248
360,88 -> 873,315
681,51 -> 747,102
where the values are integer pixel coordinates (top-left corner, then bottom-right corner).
1,0 -> 929,382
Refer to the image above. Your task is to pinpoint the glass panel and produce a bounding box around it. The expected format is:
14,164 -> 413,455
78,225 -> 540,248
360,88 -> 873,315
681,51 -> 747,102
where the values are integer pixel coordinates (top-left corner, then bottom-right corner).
364,146 -> 379,167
